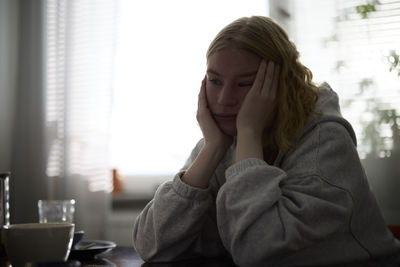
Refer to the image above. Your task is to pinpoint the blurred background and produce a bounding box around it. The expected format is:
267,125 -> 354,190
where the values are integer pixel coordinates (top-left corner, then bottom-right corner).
0,0 -> 399,246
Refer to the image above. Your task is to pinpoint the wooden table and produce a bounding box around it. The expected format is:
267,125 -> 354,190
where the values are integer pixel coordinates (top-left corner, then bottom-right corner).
0,247 -> 237,267
80,247 -> 238,267
2,246 -> 397,267
85,247 -> 400,267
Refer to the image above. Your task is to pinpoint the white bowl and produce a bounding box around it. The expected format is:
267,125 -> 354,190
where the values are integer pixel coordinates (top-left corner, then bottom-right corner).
2,223 -> 75,266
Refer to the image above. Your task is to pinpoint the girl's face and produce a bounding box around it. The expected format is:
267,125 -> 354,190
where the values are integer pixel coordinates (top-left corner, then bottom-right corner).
206,47 -> 261,136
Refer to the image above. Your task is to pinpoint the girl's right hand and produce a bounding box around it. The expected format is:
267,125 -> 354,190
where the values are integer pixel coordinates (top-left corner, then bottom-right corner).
197,77 -> 233,151
181,77 -> 232,189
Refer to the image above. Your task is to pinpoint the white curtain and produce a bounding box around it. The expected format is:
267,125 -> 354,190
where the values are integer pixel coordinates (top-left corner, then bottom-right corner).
44,0 -> 117,239
0,1 -> 19,174
2,0 -> 117,239
9,0 -> 48,224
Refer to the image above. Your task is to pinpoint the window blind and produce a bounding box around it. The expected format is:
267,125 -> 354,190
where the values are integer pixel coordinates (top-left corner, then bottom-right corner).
45,0 -> 117,192
292,0 -> 400,158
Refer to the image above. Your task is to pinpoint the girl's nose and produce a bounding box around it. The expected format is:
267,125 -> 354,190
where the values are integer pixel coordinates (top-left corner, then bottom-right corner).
217,85 -> 237,106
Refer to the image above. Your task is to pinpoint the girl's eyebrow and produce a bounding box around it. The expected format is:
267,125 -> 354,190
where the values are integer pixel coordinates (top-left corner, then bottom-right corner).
206,68 -> 258,78
206,69 -> 219,75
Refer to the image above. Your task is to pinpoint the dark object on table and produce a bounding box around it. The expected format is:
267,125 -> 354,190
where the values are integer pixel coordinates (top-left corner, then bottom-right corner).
388,224 -> 400,240
79,258 -> 116,267
69,240 -> 116,261
140,257 -> 238,267
72,230 -> 85,249
26,260 -> 81,267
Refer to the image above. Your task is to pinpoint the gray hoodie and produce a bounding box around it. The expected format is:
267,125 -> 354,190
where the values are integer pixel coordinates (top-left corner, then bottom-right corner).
133,83 -> 400,266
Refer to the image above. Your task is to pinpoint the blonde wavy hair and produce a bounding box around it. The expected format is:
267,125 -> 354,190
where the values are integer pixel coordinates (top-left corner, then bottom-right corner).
207,16 -> 320,153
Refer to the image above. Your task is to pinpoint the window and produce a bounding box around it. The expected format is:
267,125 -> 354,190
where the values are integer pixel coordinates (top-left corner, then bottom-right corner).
111,0 -> 269,178
45,0 -> 117,192
291,0 -> 400,158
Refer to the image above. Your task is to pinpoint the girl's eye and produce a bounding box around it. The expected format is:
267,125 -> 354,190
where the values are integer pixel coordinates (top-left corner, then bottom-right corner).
209,79 -> 222,86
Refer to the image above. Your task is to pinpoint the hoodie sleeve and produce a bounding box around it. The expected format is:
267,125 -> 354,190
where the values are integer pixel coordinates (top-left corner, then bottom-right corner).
132,140 -> 228,262
216,123 -> 355,266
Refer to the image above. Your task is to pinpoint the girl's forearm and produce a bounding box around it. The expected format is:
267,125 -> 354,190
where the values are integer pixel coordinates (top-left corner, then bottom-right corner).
235,130 -> 264,163
181,145 -> 227,189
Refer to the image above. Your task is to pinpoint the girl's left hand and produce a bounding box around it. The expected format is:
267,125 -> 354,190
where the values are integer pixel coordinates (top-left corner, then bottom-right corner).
236,60 -> 280,140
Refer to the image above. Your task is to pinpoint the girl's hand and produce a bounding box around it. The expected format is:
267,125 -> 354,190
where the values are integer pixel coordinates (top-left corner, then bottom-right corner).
197,77 -> 233,151
236,60 -> 280,141
181,77 -> 233,189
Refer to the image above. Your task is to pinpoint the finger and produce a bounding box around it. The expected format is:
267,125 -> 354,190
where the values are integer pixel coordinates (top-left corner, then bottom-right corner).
270,64 -> 280,99
261,61 -> 275,96
252,60 -> 267,94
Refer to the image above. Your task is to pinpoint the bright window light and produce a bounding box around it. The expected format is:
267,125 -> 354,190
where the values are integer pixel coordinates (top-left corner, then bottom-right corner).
111,0 -> 269,175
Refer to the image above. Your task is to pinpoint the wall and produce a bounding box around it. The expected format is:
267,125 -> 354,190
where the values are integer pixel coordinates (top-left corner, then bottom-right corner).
0,0 -> 19,172
269,0 -> 294,35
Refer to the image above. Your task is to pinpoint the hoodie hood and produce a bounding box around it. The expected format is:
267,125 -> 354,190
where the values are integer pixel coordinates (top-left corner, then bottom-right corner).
301,82 -> 357,146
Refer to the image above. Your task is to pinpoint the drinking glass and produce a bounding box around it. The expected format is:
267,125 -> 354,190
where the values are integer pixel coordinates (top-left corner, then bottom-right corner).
0,172 -> 10,259
38,199 -> 75,223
